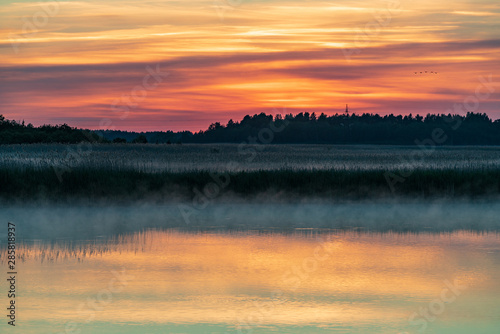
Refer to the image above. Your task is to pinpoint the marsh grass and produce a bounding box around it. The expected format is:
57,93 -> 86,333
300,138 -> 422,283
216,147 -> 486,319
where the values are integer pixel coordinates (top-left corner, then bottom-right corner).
2,144 -> 500,202
1,167 -> 499,202
2,144 -> 500,173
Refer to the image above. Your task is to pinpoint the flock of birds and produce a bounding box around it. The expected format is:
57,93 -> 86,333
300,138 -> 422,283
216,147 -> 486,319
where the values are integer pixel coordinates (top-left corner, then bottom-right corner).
414,71 -> 438,75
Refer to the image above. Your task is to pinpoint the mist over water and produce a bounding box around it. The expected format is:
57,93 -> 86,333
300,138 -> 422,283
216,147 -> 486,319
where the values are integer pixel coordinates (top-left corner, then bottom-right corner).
1,200 -> 500,241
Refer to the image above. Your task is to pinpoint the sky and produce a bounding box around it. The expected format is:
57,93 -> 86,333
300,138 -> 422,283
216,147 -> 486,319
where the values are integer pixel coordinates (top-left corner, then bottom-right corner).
0,0 -> 499,131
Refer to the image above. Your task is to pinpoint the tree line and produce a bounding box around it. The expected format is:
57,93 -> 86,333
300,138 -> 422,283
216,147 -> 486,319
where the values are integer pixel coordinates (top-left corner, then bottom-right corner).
0,115 -> 101,144
1,111 -> 500,145
193,111 -> 500,145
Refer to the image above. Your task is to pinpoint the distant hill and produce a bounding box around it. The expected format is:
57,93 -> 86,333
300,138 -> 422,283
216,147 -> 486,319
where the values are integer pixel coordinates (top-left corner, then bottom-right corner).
2,111 -> 500,145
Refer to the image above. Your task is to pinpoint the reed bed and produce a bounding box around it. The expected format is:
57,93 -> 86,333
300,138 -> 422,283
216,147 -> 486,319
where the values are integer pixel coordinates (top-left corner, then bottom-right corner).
1,166 -> 499,202
1,144 -> 500,173
2,144 -> 500,201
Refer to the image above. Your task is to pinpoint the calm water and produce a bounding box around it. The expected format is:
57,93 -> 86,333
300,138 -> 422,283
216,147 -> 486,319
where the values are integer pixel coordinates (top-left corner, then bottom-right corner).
1,230 -> 499,333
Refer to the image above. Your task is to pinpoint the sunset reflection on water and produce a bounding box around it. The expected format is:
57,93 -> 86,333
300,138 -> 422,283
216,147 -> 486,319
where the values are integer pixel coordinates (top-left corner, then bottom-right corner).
2,230 -> 499,333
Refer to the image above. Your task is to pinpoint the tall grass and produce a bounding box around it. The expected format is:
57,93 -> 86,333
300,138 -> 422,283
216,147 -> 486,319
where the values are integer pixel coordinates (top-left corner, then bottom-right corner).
2,144 -> 500,202
2,144 -> 500,173
1,167 -> 499,202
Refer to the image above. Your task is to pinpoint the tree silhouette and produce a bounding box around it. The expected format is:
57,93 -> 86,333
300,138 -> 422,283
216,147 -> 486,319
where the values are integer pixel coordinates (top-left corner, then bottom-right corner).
2,112 -> 500,145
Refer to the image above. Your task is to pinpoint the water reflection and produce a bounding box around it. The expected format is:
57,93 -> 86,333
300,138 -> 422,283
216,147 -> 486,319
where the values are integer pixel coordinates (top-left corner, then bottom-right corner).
1,230 -> 499,333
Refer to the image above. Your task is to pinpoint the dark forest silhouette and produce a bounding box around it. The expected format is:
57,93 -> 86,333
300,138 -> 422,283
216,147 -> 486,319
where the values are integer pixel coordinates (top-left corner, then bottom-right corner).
1,111 -> 500,145
0,115 -> 101,144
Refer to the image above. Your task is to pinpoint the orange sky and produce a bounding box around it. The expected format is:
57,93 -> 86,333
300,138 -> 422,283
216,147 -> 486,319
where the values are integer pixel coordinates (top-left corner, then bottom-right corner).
1,0 -> 499,131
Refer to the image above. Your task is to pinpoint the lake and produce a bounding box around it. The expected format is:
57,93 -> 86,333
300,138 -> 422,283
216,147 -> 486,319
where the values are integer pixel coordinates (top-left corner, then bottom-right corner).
2,227 -> 499,334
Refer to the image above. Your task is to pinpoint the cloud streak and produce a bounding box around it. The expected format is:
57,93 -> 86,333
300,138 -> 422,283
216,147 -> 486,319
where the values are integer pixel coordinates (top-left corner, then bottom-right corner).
1,0 -> 499,130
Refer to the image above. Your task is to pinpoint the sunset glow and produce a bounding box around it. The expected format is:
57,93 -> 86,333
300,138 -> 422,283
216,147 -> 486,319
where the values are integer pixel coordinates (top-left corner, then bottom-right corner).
1,0 -> 499,131
11,230 -> 496,331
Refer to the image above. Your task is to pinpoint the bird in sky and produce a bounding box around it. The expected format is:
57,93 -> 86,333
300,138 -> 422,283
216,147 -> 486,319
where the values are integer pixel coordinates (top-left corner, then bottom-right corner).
414,71 -> 439,75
